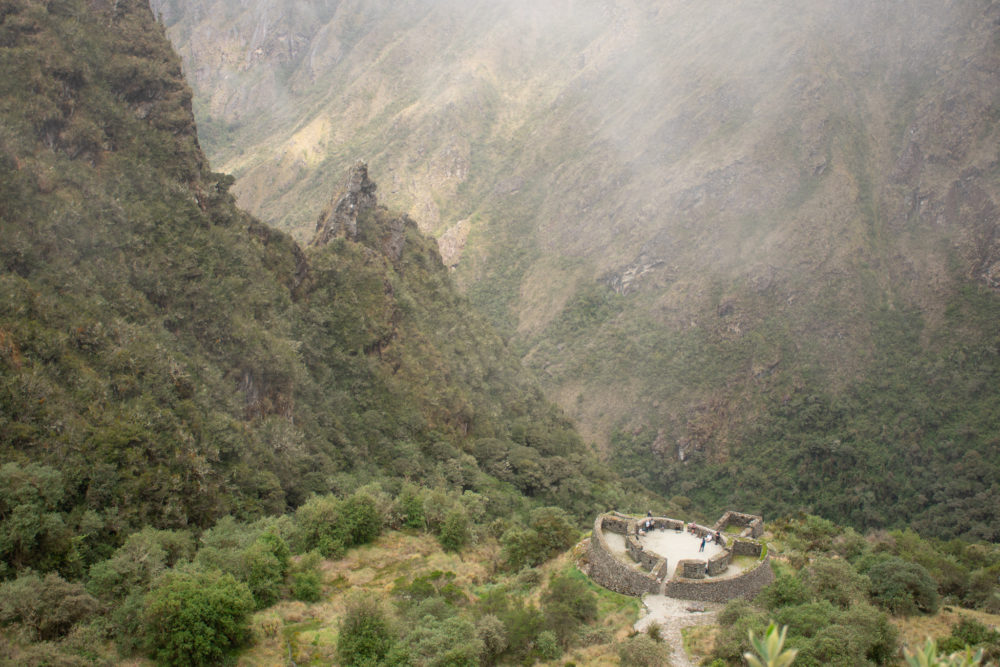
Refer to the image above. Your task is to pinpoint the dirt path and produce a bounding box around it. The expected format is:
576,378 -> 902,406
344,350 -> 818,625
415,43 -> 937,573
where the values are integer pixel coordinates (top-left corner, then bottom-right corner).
634,595 -> 722,667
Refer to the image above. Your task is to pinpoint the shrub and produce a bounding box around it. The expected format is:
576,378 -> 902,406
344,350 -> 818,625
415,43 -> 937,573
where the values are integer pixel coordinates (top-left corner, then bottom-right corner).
438,509 -> 470,553
343,492 -> 382,546
397,488 -> 425,529
294,494 -> 350,558
536,630 -> 561,660
867,557 -> 939,616
242,541 -> 283,610
337,595 -> 396,667
404,615 -> 483,667
290,570 -> 322,603
542,573 -> 597,647
500,506 -> 578,570
0,571 -> 99,641
617,634 -> 671,666
800,557 -> 869,608
476,614 -> 508,665
758,573 -> 810,610
143,567 -> 254,666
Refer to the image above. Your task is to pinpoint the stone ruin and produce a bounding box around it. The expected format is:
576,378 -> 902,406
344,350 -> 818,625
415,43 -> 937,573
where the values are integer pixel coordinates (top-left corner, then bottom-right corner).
585,510 -> 775,602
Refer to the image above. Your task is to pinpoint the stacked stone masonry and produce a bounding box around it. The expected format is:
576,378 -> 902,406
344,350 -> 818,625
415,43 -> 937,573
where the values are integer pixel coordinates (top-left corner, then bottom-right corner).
586,511 -> 774,602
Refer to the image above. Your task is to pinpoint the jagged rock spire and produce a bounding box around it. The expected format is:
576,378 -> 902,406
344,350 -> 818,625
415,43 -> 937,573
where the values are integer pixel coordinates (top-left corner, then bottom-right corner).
310,160 -> 377,246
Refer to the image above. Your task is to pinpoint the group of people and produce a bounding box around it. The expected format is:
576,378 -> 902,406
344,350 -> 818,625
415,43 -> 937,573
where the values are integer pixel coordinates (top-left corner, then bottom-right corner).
635,513 -> 726,552
698,530 -> 725,552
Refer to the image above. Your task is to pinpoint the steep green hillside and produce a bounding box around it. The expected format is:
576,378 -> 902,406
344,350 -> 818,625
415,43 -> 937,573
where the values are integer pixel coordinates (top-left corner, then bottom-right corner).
0,0 -> 640,579
158,0 -> 1000,539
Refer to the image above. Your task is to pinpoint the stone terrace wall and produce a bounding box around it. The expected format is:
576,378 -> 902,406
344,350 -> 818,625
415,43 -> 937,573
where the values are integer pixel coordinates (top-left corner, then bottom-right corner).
714,511 -> 764,539
665,555 -> 775,603
587,512 -> 774,602
587,515 -> 661,597
626,535 -> 662,571
707,550 -> 731,576
732,538 -> 763,557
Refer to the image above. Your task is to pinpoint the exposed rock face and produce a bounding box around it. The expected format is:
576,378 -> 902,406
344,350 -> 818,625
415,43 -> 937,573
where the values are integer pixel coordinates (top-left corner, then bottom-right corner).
310,160 -> 377,246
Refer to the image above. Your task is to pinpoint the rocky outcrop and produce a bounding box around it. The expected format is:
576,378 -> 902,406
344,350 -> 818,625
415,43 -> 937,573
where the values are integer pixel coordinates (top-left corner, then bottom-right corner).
310,161 -> 378,246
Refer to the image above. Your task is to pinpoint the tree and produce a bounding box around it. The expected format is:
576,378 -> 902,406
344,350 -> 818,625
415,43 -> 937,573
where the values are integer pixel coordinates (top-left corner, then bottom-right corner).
337,595 -> 396,666
143,567 -> 254,666
867,557 -> 939,616
541,573 -> 597,647
438,508 -> 470,553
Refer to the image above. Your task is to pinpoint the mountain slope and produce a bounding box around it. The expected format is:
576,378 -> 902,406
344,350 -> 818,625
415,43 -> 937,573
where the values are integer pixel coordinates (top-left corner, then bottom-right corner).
156,0 -> 1000,539
0,0 -> 638,579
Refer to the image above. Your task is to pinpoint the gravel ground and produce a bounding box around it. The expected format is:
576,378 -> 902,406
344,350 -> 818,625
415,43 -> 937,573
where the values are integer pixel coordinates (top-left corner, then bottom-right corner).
634,594 -> 723,667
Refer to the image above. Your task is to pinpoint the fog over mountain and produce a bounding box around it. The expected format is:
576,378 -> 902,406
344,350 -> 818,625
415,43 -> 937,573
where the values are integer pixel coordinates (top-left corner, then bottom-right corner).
156,0 -> 1000,537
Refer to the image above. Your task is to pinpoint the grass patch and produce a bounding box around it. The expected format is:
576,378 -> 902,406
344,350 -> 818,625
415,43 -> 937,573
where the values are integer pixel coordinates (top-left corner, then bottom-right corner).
683,624 -> 718,663
893,608 -> 1000,652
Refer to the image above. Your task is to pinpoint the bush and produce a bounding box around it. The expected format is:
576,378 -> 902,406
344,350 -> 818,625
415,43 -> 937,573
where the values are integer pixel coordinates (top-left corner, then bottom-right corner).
337,595 -> 396,666
438,509 -> 469,553
290,570 -> 323,603
617,634 -> 671,666
867,557 -> 939,616
143,567 -> 254,666
476,614 -> 508,665
294,494 -> 350,558
800,557 -> 869,608
343,492 -> 382,546
542,573 -> 597,647
500,506 -> 578,570
0,571 -> 99,641
757,572 -> 810,610
404,615 -> 483,667
397,488 -> 425,529
242,541 -> 283,609
536,630 -> 561,660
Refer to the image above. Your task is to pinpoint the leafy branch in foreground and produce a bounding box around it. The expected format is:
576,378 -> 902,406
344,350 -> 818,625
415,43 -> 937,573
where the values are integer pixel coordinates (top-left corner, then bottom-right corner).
745,622 -> 798,667
904,638 -> 984,667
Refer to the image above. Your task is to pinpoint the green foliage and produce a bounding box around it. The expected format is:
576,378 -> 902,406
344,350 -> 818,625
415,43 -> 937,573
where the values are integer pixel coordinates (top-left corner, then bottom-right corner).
940,617 -> 1000,663
87,527 -> 192,601
342,492 -> 382,546
617,633 -> 671,667
500,506 -> 578,570
0,463 -> 70,575
904,638 -> 983,667
143,567 -> 255,666
799,557 -> 869,609
865,557 -> 939,616
404,614 -> 483,667
745,623 -> 798,667
437,508 -> 470,553
0,571 -> 99,641
290,551 -> 324,603
397,487 -> 426,530
294,494 -> 351,558
475,614 -> 508,665
541,573 -> 598,647
337,595 -> 396,667
758,573 -> 810,611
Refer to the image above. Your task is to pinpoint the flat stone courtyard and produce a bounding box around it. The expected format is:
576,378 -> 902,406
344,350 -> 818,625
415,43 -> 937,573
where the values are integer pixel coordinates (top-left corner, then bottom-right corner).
605,528 -> 747,579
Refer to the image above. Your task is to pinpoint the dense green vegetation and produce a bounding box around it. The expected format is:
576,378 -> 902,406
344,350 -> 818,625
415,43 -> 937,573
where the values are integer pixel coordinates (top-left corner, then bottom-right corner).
609,287 -> 1000,541
2,1 -> 998,665
709,515 -> 1000,666
0,481 -> 639,665
0,0 -> 643,564
0,0 -> 660,662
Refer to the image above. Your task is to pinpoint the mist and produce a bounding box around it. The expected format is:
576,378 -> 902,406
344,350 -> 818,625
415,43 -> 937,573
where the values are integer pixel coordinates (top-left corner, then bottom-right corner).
156,0 -> 1000,454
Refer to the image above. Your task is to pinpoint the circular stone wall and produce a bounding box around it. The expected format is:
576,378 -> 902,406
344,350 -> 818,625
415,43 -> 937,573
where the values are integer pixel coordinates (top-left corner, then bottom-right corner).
586,511 -> 774,602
